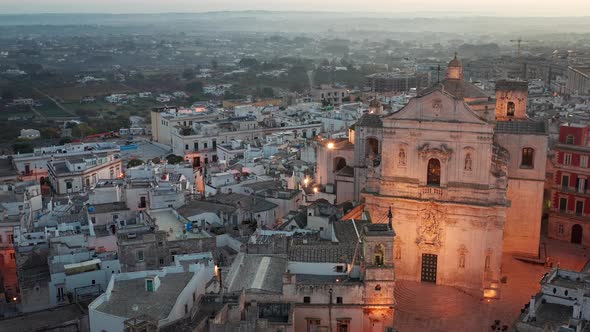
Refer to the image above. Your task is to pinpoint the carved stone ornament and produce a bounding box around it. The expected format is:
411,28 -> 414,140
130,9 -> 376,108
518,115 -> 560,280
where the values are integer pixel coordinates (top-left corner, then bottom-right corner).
416,202 -> 445,249
418,143 -> 453,163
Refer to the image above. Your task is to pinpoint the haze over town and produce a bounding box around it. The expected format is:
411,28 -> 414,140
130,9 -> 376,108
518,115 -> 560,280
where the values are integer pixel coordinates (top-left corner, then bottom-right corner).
1,2 -> 590,332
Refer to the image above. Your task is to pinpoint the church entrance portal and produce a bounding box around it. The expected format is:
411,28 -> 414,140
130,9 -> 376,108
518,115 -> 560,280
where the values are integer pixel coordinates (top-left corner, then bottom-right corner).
421,253 -> 437,283
572,224 -> 583,244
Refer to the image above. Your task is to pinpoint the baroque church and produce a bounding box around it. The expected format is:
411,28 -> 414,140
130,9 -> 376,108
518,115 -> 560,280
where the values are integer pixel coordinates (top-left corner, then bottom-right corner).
324,55 -> 548,296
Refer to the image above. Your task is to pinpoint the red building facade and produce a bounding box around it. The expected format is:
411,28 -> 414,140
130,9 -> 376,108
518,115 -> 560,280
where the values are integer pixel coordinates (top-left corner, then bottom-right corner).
549,124 -> 590,244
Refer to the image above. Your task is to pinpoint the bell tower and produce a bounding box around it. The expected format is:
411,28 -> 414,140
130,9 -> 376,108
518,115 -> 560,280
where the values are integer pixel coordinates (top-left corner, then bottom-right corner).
361,210 -> 395,331
446,52 -> 464,80
495,80 -> 529,121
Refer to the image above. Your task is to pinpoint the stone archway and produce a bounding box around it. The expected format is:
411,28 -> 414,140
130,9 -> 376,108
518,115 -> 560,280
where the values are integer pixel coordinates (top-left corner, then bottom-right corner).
572,224 -> 583,244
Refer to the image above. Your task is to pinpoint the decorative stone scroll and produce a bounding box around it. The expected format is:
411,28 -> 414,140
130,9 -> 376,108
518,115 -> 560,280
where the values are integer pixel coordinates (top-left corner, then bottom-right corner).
418,143 -> 453,163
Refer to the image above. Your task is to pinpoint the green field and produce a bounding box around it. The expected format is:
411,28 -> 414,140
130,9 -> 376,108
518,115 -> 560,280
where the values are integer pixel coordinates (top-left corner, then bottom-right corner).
34,98 -> 74,118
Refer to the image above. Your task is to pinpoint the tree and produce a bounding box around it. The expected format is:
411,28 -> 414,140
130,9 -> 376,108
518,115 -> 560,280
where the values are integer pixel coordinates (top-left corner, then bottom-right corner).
127,159 -> 144,168
13,142 -> 34,154
41,127 -> 59,139
72,123 -> 96,138
182,68 -> 195,80
59,138 -> 72,145
166,154 -> 185,165
1,90 -> 14,102
239,58 -> 259,68
185,81 -> 204,94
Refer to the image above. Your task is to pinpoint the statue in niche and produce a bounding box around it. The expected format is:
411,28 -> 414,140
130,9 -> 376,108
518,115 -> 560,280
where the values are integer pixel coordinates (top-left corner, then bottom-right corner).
457,245 -> 468,268
464,153 -> 472,171
398,148 -> 406,166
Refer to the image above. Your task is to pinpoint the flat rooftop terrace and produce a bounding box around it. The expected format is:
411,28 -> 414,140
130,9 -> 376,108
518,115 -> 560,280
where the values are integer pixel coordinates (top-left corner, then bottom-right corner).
148,209 -> 211,241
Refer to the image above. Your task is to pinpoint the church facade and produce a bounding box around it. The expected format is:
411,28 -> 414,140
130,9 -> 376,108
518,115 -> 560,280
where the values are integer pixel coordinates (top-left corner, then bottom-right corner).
344,55 -> 548,296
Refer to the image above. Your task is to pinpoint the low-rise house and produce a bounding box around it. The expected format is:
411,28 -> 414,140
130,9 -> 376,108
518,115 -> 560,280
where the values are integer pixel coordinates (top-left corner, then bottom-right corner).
117,208 -> 216,272
206,193 -> 279,229
89,260 -> 215,332
514,268 -> 590,331
18,129 -> 40,140
47,152 -> 122,195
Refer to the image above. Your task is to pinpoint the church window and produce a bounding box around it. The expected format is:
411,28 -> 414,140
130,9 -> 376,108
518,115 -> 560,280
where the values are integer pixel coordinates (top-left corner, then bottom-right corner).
521,148 -> 534,168
307,319 -> 320,332
333,157 -> 346,173
507,101 -> 515,117
366,138 -> 379,156
398,148 -> 406,166
566,135 -> 575,145
374,244 -> 385,266
464,153 -> 472,172
564,153 -> 572,166
337,319 -> 350,332
427,159 -> 441,186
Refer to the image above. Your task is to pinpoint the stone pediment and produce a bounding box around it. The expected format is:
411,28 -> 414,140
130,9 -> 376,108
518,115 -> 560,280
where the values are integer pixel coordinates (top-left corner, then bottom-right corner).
386,89 -> 487,125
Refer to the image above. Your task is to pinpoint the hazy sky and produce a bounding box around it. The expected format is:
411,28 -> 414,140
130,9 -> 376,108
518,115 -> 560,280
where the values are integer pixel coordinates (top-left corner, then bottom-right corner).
1,0 -> 589,17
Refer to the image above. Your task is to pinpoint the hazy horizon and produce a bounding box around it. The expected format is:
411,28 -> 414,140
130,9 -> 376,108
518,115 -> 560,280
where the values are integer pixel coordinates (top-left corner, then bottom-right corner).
1,0 -> 590,17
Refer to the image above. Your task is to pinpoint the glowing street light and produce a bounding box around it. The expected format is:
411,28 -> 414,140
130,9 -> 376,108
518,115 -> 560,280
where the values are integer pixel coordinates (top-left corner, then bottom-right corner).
313,187 -> 319,193
327,142 -> 335,150
303,178 -> 310,186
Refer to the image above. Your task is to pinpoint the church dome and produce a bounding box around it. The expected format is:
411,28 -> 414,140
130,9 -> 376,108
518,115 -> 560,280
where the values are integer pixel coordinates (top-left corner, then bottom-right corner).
446,53 -> 463,80
448,53 -> 462,68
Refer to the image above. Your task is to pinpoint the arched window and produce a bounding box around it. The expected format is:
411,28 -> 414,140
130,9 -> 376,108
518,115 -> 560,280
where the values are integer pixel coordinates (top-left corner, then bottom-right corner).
507,101 -> 515,117
521,148 -> 534,168
366,138 -> 379,157
484,254 -> 491,271
374,244 -> 385,266
333,157 -> 347,173
464,153 -> 472,171
427,159 -> 441,186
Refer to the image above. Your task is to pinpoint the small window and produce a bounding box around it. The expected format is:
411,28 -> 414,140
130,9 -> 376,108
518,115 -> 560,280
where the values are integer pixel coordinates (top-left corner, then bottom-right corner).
136,250 -> 144,262
581,156 -> 589,168
564,153 -> 572,166
521,148 -> 534,168
507,101 -> 515,117
336,296 -> 343,304
558,224 -> 564,235
566,135 -> 575,145
336,265 -> 344,273
375,284 -> 381,291
92,279 -> 96,285
184,304 -> 188,314
303,296 -> 311,303
159,258 -> 164,265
